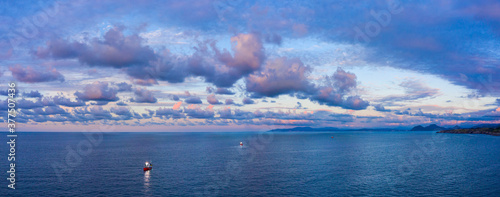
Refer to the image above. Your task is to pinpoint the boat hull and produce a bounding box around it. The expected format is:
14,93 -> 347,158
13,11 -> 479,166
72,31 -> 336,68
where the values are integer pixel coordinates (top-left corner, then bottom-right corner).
143,167 -> 152,171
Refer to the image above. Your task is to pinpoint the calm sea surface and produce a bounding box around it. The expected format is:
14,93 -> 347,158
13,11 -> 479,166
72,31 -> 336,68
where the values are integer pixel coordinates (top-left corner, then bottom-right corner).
1,131 -> 499,196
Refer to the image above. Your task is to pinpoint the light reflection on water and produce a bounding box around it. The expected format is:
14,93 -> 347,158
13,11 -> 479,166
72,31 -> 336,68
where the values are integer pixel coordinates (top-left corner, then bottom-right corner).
144,170 -> 151,192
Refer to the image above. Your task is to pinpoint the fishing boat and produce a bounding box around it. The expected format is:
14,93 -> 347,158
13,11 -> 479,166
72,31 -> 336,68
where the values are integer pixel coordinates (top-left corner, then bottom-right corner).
143,162 -> 153,171
240,142 -> 243,146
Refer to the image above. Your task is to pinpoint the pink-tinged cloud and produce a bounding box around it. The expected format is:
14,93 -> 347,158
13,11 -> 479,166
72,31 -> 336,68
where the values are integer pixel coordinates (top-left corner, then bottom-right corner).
9,65 -> 64,83
74,82 -> 119,102
225,99 -> 235,105
131,88 -> 157,103
207,94 -> 222,105
215,33 -> 265,75
246,57 -> 313,97
173,101 -> 182,110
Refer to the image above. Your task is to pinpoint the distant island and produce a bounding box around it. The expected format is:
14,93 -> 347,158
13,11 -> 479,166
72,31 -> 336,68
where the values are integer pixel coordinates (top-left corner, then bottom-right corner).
267,126 -> 404,132
410,124 -> 445,131
437,124 -> 500,136
268,124 -> 500,136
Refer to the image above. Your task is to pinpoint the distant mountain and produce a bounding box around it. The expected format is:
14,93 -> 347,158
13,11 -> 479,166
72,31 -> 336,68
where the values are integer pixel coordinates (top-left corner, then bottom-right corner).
438,125 -> 500,136
411,124 -> 445,131
471,124 -> 500,129
411,125 -> 425,131
268,127 -> 405,132
268,127 -> 338,132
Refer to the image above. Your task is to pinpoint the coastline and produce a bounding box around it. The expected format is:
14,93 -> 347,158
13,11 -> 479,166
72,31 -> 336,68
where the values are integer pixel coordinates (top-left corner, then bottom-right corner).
437,128 -> 500,136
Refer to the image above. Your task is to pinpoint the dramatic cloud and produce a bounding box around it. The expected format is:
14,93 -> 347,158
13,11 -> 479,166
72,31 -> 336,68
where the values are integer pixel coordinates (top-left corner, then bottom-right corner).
36,26 -> 156,68
244,59 -> 368,110
186,33 -> 266,87
74,82 -> 119,102
215,33 -> 265,76
9,65 -> 64,83
246,57 -> 314,97
4,1 -> 500,129
309,68 -> 369,110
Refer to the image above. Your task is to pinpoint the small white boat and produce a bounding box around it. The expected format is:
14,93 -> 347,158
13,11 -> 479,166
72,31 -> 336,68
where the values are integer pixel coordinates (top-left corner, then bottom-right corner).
240,142 -> 243,146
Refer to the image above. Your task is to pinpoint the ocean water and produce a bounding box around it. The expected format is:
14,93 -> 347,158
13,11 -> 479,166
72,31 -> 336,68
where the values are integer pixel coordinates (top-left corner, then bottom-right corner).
1,131 -> 499,196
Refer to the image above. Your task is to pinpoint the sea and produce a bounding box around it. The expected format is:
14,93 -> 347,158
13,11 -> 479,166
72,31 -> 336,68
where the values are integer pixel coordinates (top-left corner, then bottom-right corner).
1,131 -> 499,196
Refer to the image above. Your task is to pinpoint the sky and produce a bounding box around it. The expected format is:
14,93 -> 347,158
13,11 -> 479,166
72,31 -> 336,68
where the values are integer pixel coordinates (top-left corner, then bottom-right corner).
1,0 -> 499,131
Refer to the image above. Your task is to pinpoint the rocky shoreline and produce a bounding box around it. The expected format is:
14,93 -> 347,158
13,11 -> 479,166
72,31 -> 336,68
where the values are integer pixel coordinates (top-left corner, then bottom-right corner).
437,128 -> 500,136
